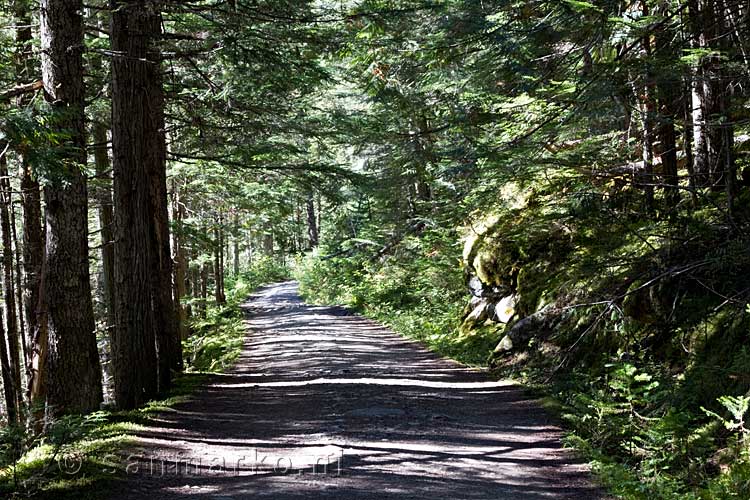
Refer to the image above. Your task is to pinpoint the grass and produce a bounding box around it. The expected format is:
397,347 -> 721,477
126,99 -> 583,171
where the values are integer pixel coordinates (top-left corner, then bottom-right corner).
0,374 -> 206,499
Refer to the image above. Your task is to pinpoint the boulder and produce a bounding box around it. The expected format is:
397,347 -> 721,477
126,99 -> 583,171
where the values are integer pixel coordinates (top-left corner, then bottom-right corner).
465,300 -> 490,324
468,276 -> 484,297
494,306 -> 555,354
492,295 -> 517,323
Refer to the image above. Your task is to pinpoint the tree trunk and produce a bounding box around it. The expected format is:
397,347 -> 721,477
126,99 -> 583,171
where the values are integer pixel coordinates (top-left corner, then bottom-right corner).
20,164 -> 46,413
306,191 -> 319,249
14,0 -> 47,418
263,230 -> 274,257
233,213 -> 240,275
0,155 -> 23,417
639,84 -> 655,213
683,79 -> 699,206
172,182 -> 189,344
655,9 -> 680,208
0,300 -> 18,424
689,0 -> 731,189
110,0 -> 162,409
10,193 -> 27,371
636,13 -> 655,213
233,237 -> 240,276
0,150 -> 19,425
214,222 -> 226,304
150,134 -> 178,387
40,0 -> 103,415
200,262 -> 208,313
89,7 -> 116,342
688,0 -> 710,185
93,123 -> 116,338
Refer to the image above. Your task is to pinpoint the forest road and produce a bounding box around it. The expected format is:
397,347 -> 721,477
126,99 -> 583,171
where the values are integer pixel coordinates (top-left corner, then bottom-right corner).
109,281 -> 603,499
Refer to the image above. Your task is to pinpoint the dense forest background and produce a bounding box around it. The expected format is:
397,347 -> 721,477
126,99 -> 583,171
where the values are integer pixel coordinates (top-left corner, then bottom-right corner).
0,0 -> 749,498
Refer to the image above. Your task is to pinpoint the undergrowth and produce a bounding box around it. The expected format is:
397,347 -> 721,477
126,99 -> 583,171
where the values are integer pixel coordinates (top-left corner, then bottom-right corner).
295,230 -> 500,367
296,211 -> 750,499
0,374 -> 205,499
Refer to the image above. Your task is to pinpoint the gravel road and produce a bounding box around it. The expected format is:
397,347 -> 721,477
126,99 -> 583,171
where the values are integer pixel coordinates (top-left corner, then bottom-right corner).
109,281 -> 602,499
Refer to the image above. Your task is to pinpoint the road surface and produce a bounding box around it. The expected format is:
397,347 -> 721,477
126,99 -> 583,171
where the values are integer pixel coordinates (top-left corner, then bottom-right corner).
109,281 -> 601,499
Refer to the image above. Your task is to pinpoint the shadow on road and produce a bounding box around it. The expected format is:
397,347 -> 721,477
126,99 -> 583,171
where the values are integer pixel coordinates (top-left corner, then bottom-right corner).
110,281 -> 602,499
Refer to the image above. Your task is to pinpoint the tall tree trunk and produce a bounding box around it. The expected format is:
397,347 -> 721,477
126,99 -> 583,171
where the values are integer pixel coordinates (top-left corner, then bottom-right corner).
683,80 -> 699,206
172,182 -> 189,344
316,192 -> 322,240
0,299 -> 18,424
636,11 -> 655,213
0,155 -> 23,417
20,165 -> 46,413
200,262 -> 208,313
214,222 -> 226,304
0,151 -> 20,425
93,123 -> 116,339
233,216 -> 240,276
638,83 -> 655,213
90,7 -> 116,341
110,0 -> 161,408
306,191 -> 319,249
655,9 -> 680,208
143,0 -> 178,386
688,0 -> 710,185
10,194 -> 27,371
690,0 -> 730,189
150,133 -> 178,387
40,0 -> 103,415
14,0 -> 47,417
13,0 -> 34,87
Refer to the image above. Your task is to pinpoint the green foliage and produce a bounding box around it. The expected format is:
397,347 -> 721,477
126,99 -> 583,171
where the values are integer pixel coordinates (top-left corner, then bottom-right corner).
296,229 -> 499,366
0,375 -> 205,499
703,396 -> 750,438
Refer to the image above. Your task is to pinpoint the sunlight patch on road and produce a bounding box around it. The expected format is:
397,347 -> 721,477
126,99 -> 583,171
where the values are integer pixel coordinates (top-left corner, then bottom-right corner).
209,377 -> 517,390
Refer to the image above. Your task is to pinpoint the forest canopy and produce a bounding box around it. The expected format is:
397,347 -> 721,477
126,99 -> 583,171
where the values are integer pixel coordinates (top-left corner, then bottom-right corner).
1,0 -> 750,498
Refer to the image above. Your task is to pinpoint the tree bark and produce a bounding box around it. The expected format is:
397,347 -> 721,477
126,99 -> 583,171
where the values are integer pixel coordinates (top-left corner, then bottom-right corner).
150,126 -> 178,387
13,0 -> 48,416
93,123 -> 116,338
233,214 -> 240,275
110,0 -> 162,408
0,155 -> 23,417
20,165 -> 46,413
10,192 -> 27,371
306,191 -> 319,249
40,0 -> 103,415
636,10 -> 655,213
214,221 -> 226,304
639,84 -> 655,213
172,182 -> 189,344
655,7 -> 680,207
0,298 -> 18,424
689,0 -> 732,189
200,262 -> 208,313
688,0 -> 710,185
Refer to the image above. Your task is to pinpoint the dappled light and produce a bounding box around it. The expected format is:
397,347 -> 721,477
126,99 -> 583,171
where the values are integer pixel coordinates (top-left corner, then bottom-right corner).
112,283 -> 600,499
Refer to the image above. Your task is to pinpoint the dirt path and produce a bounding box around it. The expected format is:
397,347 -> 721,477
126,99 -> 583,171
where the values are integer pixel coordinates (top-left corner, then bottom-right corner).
110,282 -> 602,499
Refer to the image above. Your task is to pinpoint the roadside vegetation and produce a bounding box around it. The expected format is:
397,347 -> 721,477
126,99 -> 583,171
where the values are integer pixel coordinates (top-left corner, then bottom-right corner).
0,258 -> 288,498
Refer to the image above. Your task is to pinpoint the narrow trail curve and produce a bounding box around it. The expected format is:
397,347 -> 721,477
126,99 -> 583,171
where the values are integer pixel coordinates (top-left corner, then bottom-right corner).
110,282 -> 603,499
